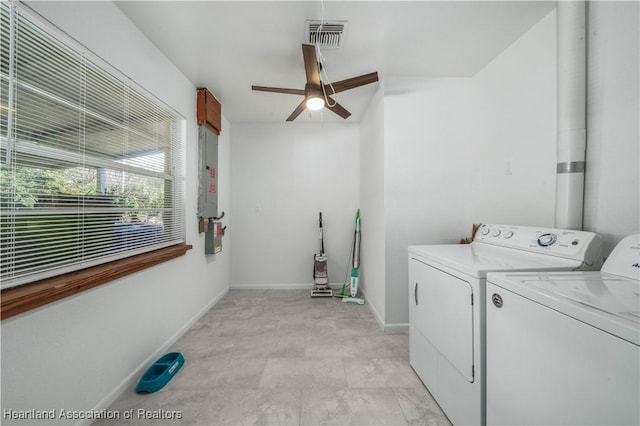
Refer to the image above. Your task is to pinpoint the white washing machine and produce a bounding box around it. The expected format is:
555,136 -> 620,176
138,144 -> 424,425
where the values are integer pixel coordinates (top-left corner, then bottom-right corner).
486,234 -> 640,425
408,224 -> 603,426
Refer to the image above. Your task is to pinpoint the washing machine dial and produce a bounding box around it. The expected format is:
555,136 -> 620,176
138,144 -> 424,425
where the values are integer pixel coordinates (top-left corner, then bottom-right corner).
503,230 -> 514,239
481,227 -> 490,236
492,229 -> 501,237
537,233 -> 557,247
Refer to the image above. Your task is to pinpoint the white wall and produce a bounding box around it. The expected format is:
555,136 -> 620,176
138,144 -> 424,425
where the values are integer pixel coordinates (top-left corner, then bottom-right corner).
360,9 -> 558,330
468,3 -> 640,253
1,2 -> 230,425
359,83 -> 386,327
470,9 -> 558,227
370,4 -> 639,330
230,123 -> 359,288
383,77 -> 473,327
584,1 -> 640,255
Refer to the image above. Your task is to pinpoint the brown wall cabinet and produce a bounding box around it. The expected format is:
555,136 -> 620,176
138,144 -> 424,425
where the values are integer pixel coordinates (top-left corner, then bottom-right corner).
197,88 -> 221,135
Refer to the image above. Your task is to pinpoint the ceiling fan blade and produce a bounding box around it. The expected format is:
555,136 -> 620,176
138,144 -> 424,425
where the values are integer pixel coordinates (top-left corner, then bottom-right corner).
286,99 -> 308,122
325,96 -> 351,119
252,86 -> 306,96
325,72 -> 379,94
302,44 -> 321,87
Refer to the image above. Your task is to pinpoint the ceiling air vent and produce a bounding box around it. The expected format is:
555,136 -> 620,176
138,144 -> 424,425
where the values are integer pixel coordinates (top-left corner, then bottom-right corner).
305,20 -> 348,49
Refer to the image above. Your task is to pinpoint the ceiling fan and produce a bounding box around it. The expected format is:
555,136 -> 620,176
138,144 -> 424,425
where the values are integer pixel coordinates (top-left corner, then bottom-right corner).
251,44 -> 379,121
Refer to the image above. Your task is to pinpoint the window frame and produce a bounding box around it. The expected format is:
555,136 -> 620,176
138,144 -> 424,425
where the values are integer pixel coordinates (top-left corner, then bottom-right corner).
1,1 -> 188,295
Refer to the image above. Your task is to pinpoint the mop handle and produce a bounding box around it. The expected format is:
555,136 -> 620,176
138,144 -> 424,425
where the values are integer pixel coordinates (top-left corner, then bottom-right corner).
352,209 -> 361,268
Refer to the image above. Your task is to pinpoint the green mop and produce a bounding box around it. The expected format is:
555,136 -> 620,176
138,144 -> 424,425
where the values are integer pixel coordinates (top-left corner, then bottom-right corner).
336,209 -> 364,304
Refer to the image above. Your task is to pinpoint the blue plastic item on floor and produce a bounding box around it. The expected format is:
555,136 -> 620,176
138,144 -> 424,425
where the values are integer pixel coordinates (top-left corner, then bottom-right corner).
135,352 -> 184,394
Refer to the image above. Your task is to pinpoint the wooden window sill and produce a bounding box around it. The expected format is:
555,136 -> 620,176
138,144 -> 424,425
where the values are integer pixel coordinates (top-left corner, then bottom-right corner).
1,244 -> 192,320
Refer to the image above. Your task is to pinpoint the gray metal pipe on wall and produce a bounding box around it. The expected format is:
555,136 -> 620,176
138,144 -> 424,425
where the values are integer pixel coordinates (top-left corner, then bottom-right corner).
555,0 -> 587,230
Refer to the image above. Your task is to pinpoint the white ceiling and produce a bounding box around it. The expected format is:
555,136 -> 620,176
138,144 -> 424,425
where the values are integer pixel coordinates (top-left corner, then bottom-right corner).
115,1 -> 555,123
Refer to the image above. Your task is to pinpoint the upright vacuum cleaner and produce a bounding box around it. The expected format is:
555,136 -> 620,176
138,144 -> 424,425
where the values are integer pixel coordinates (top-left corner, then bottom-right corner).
311,212 -> 332,297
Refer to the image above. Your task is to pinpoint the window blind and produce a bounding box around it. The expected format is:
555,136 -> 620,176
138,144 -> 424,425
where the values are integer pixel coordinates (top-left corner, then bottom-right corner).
0,2 -> 186,289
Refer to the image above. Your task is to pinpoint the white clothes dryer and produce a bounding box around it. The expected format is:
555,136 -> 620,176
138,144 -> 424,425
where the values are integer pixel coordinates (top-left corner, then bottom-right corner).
485,234 -> 640,425
408,224 -> 603,426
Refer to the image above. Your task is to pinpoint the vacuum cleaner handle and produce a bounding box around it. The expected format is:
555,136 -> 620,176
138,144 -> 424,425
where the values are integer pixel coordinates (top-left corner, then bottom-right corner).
319,212 -> 325,255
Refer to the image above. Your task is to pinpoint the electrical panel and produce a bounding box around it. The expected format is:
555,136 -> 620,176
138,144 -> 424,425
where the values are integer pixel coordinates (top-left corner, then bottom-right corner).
198,125 -> 218,218
196,88 -> 225,254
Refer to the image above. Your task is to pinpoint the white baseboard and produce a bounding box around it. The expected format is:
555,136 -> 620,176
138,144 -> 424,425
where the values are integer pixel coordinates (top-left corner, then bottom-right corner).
80,286 -> 229,426
383,322 -> 409,333
359,287 -> 408,334
360,287 -> 384,330
229,282 -> 346,291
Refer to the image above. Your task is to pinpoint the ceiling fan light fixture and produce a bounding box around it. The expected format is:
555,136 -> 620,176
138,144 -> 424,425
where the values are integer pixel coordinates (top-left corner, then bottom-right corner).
306,96 -> 325,111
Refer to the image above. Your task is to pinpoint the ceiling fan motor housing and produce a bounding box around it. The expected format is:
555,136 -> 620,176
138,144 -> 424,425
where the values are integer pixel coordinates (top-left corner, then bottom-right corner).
305,83 -> 323,99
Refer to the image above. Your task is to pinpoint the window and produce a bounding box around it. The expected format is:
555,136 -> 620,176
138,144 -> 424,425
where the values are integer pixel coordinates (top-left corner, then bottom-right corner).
0,2 -> 186,289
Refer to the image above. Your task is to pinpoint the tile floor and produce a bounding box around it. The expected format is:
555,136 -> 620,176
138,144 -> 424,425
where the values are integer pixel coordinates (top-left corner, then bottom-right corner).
95,290 -> 451,425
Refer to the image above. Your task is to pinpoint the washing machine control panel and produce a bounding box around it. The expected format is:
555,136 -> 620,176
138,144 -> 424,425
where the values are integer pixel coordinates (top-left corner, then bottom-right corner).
474,224 -> 603,266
